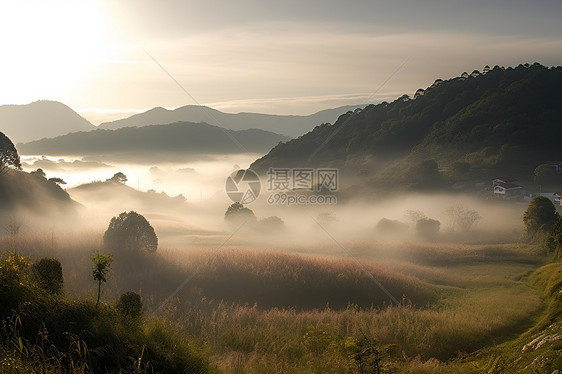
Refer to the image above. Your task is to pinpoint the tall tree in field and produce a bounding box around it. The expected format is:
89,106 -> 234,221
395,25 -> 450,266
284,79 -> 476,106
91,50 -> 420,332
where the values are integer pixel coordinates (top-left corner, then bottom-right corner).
90,251 -> 113,308
104,211 -> 158,254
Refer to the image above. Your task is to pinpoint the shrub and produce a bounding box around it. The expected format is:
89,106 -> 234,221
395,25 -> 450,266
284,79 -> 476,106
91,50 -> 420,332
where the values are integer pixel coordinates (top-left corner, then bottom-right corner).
416,218 -> 440,241
0,252 -> 29,288
258,216 -> 285,232
117,291 -> 143,319
523,196 -> 559,236
30,258 -> 63,295
375,218 -> 408,235
224,203 -> 257,225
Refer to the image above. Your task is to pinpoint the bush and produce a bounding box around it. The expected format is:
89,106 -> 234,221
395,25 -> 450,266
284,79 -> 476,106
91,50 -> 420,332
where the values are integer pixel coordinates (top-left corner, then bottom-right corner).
224,203 -> 257,225
416,218 -> 440,241
104,211 -> 158,253
0,252 -> 30,317
117,291 -> 143,319
258,216 -> 285,232
30,258 -> 63,295
0,252 -> 29,288
375,218 -> 408,235
523,196 -> 559,236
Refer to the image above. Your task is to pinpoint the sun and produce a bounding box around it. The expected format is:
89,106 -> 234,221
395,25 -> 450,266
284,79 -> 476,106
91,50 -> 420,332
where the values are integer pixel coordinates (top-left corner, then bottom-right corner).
0,0 -> 108,105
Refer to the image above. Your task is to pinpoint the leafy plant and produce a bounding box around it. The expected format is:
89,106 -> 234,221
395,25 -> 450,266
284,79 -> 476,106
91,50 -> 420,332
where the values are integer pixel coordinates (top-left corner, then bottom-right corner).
117,291 -> 143,319
90,251 -> 113,308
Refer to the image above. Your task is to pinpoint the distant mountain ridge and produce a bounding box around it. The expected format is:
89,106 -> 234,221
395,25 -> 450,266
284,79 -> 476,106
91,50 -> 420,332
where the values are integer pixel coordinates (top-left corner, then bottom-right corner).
98,105 -> 365,137
251,63 -> 562,189
0,101 -> 96,143
18,121 -> 291,156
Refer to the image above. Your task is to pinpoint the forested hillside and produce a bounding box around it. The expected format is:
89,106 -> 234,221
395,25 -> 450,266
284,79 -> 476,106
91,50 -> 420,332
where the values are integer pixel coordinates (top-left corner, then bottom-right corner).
251,63 -> 562,188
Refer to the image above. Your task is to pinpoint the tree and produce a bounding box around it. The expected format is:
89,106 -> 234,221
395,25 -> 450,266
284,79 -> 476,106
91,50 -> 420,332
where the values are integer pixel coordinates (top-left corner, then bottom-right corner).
90,251 -> 113,308
523,196 -> 559,236
48,177 -> 67,185
0,132 -> 21,175
103,211 -> 158,254
445,205 -> 482,232
258,216 -> 285,232
416,218 -> 440,241
375,218 -> 408,235
224,203 -> 257,225
405,210 -> 426,224
117,291 -> 143,319
534,164 -> 558,185
30,168 -> 46,178
30,258 -> 64,295
108,172 -> 127,184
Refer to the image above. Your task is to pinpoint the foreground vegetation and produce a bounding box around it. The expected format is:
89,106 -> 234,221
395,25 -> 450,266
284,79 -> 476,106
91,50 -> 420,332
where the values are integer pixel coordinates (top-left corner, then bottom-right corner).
0,251 -> 210,373
1,229 -> 558,373
0,196 -> 560,373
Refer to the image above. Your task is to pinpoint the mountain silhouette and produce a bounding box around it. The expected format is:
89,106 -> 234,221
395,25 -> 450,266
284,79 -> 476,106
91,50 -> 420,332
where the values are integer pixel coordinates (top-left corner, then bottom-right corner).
0,100 -> 95,143
18,121 -> 291,156
98,105 -> 364,137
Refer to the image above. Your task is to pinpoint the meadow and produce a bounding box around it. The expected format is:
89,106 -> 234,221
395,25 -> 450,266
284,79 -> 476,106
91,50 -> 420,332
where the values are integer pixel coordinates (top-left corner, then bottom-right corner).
1,226 -> 555,373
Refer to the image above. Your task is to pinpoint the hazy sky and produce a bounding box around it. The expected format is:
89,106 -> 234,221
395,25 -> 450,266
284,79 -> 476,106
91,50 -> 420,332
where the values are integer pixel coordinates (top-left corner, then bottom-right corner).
1,0 -> 561,124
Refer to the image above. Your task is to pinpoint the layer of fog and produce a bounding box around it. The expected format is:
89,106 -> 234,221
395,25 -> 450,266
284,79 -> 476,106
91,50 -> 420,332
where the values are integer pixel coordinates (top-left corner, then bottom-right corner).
15,153 -> 527,256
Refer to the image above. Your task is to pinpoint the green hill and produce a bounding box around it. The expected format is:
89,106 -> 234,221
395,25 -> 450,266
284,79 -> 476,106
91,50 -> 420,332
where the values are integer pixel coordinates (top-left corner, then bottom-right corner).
0,169 -> 80,217
18,121 -> 291,157
250,63 -> 562,190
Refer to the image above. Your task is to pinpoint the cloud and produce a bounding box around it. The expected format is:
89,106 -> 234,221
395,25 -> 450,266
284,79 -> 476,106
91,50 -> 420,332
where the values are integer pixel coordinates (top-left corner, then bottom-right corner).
3,2 -> 562,117
132,28 -> 562,107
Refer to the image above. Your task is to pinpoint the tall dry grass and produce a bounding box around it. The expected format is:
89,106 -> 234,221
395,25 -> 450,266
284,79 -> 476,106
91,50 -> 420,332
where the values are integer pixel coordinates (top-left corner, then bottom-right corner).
0,231 -> 545,373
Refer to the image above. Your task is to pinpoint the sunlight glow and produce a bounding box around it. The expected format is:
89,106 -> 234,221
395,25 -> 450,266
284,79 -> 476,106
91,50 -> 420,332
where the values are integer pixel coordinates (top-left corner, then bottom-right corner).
0,0 -> 108,104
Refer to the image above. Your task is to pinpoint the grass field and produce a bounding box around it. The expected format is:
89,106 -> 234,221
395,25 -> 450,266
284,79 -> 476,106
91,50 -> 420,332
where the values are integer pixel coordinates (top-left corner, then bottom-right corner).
1,230 -> 554,373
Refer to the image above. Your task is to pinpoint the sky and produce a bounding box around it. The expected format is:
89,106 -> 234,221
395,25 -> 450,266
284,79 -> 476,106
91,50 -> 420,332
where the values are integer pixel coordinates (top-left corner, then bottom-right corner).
1,0 -> 561,124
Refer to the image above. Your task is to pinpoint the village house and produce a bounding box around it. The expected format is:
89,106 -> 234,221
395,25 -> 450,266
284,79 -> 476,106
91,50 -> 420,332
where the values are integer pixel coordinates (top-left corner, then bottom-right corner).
492,178 -> 524,197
